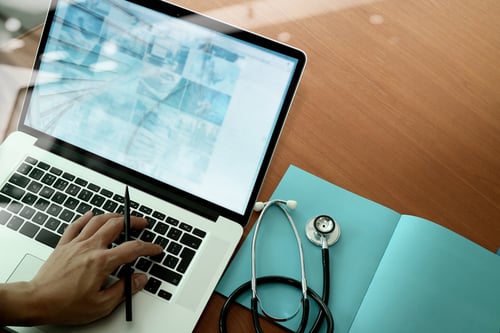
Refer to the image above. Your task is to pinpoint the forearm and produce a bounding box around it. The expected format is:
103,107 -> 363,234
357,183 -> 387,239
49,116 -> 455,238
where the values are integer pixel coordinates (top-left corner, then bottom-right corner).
0,282 -> 44,326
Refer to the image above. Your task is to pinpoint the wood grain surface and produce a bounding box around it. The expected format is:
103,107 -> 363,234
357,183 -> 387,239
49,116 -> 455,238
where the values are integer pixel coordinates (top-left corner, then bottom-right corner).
1,1 -> 499,332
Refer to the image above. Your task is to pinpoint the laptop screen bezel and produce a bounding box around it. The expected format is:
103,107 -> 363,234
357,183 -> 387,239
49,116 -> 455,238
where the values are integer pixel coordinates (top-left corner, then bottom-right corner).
18,0 -> 307,226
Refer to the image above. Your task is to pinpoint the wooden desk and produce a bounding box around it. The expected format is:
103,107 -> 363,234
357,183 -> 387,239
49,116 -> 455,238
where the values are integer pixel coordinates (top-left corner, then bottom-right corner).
1,0 -> 499,332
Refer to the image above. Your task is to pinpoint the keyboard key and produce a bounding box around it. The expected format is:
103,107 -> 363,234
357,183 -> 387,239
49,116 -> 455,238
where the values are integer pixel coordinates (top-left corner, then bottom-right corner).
166,242 -> 182,256
140,230 -> 156,243
62,172 -> 75,181
117,265 -> 134,278
145,217 -> 156,229
27,181 -> 43,193
177,247 -> 196,274
21,193 -> 37,205
163,254 -> 179,269
131,210 -> 143,218
113,194 -> 124,203
88,183 -> 100,192
47,203 -> 63,217
193,228 -> 206,238
76,202 -> 92,214
63,197 -> 80,210
75,178 -> 88,186
19,206 -> 36,219
102,200 -> 118,212
150,251 -> 165,263
57,223 -> 69,235
39,186 -> 55,199
78,189 -> 93,201
100,188 -> 113,198
17,163 -> 33,175
66,184 -> 81,196
37,161 -> 50,170
152,211 -> 166,220
7,201 -> 22,214
180,233 -> 202,250
28,168 -> 44,180
7,216 -> 24,231
0,193 -> 11,208
34,198 -> 50,211
144,277 -> 161,294
158,289 -> 172,301
166,216 -> 179,226
32,212 -> 48,225
49,166 -> 63,176
90,194 -> 105,207
135,257 -> 153,272
154,235 -> 169,248
154,222 -> 169,235
45,217 -> 61,231
53,179 -> 69,191
40,173 -> 56,186
9,173 -> 30,188
25,156 -> 37,165
0,211 -> 12,225
19,222 -> 40,238
1,183 -> 25,200
150,264 -> 182,286
131,228 -> 141,238
115,205 -> 124,214
179,222 -> 193,233
35,229 -> 61,248
139,205 -> 152,215
59,209 -> 75,223
52,191 -> 67,204
166,227 -> 182,241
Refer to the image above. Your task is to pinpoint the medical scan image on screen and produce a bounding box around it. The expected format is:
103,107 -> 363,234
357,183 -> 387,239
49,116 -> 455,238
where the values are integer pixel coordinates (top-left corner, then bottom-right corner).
24,0 -> 298,214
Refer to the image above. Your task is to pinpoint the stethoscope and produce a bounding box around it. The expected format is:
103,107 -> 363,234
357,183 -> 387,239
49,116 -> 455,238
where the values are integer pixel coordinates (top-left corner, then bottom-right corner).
219,199 -> 340,333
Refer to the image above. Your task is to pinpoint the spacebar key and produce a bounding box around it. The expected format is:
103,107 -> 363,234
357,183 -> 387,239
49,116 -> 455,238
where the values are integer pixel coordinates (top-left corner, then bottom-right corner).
150,264 -> 182,286
35,229 -> 61,248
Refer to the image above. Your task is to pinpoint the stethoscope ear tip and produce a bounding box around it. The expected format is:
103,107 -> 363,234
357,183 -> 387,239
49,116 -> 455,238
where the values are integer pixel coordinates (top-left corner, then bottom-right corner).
286,200 -> 297,210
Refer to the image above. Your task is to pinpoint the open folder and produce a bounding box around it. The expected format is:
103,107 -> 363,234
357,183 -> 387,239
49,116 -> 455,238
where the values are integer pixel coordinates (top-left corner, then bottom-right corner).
216,165 -> 500,333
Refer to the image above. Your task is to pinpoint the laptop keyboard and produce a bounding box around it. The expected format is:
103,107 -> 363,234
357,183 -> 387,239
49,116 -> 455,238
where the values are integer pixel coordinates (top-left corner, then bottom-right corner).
0,156 -> 206,302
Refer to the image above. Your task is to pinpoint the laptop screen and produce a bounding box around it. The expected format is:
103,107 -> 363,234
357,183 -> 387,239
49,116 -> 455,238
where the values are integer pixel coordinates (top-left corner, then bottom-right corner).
21,0 -> 305,217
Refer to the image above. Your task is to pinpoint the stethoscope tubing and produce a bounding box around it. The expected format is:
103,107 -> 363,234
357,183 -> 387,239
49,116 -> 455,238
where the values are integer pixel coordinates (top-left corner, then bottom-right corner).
219,275 -> 334,333
219,200 -> 335,333
219,247 -> 334,333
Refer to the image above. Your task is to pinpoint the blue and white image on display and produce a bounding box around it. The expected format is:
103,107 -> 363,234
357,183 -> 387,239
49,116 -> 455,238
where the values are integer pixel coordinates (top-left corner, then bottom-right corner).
26,0 -> 240,185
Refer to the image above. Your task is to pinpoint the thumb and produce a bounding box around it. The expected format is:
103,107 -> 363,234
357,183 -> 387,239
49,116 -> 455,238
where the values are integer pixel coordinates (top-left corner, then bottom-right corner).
131,273 -> 149,293
101,273 -> 148,308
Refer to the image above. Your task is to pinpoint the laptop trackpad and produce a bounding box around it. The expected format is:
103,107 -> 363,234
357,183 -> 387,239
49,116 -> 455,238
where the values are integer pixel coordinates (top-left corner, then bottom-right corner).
7,254 -> 44,283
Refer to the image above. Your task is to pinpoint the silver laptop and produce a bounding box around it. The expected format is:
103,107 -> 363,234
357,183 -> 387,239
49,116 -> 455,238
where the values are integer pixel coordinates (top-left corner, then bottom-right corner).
0,0 -> 306,332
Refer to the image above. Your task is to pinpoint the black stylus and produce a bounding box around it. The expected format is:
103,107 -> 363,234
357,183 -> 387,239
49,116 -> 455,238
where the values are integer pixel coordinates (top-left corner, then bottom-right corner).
124,186 -> 132,321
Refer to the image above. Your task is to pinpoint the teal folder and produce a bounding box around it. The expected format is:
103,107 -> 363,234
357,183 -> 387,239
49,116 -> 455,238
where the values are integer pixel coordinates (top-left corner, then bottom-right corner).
216,165 -> 500,333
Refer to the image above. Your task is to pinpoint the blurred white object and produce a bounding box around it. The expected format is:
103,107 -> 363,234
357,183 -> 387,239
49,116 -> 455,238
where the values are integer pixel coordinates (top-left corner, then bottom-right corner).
0,0 -> 50,45
1,0 -> 49,13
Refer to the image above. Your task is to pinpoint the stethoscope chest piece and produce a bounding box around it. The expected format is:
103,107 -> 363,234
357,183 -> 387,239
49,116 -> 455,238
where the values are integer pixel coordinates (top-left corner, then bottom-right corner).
305,215 -> 340,247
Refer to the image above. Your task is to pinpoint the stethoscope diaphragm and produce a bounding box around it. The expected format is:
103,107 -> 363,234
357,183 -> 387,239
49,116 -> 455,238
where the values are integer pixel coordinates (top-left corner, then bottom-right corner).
305,215 -> 340,247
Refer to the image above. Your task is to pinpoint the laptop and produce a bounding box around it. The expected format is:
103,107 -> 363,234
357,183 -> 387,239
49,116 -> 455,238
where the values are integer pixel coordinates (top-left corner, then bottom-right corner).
0,0 -> 306,332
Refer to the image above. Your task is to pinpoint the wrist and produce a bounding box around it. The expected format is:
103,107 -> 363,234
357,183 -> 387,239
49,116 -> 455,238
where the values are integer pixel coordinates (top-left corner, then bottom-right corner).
0,282 -> 46,326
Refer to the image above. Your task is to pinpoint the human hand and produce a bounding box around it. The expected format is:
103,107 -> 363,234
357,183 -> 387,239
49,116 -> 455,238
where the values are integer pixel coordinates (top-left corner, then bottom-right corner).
28,211 -> 162,325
